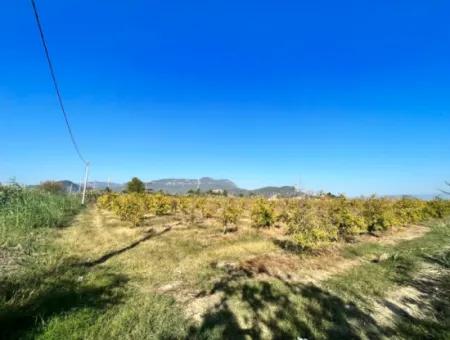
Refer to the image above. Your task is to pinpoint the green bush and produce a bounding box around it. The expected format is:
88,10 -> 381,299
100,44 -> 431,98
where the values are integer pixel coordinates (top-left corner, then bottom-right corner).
332,198 -> 367,236
220,201 -> 240,233
393,198 -> 426,224
274,199 -> 291,223
287,200 -> 338,250
146,193 -> 172,216
112,194 -> 145,226
251,199 -> 274,228
97,193 -> 118,210
363,197 -> 398,232
424,198 -> 450,219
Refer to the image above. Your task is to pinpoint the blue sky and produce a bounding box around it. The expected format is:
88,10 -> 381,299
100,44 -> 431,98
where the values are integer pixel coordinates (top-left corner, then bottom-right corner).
1,0 -> 449,196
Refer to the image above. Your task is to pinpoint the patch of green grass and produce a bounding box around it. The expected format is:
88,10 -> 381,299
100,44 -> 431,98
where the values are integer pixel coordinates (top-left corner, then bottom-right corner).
327,219 -> 450,302
2,193 -> 449,340
34,293 -> 189,340
1,240 -> 189,340
342,241 -> 388,259
0,185 -> 82,249
0,256 -> 129,338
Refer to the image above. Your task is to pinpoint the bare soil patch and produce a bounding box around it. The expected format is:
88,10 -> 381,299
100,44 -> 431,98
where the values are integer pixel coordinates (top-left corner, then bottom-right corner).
371,263 -> 448,330
358,224 -> 429,245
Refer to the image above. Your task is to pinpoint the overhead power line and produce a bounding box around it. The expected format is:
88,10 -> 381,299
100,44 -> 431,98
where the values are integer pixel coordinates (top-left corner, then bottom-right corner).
30,0 -> 88,166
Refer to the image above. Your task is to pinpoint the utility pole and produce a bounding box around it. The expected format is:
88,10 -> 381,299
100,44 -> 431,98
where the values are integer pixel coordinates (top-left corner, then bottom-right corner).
295,176 -> 302,195
81,162 -> 90,205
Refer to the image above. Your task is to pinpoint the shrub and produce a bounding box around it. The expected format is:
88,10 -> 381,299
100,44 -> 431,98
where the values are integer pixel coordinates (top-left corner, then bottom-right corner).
393,198 -> 426,225
152,193 -> 172,216
251,199 -> 274,228
179,198 -> 197,225
274,199 -> 291,223
424,198 -> 450,219
332,198 -> 367,237
363,197 -> 398,232
220,201 -> 240,233
287,200 -> 338,250
199,198 -> 219,219
97,193 -> 118,210
112,194 -> 145,226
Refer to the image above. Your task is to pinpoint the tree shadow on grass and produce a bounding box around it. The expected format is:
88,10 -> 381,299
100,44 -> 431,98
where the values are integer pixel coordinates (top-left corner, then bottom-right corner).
271,238 -> 303,254
78,226 -> 171,267
0,260 -> 128,339
189,266 -> 390,340
387,249 -> 450,339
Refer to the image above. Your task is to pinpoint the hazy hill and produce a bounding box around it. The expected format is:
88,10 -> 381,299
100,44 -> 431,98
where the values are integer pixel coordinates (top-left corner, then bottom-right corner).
251,186 -> 299,197
40,178 -> 303,197
47,180 -> 81,192
88,181 -> 124,191
146,177 -> 238,194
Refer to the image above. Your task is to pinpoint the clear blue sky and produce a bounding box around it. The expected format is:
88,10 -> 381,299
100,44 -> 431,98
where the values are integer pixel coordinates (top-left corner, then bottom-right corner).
1,0 -> 449,196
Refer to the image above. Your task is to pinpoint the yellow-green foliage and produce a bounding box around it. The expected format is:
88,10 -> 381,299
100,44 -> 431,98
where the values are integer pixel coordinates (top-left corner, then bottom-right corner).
151,193 -> 172,216
220,200 -> 241,233
199,198 -> 221,219
424,198 -> 450,218
393,198 -> 427,224
96,192 -> 450,250
97,193 -> 118,210
274,199 -> 291,223
287,199 -> 338,249
111,193 -> 145,226
285,196 -> 450,250
363,197 -> 398,232
251,199 -> 274,228
331,198 -> 367,236
178,197 -> 197,224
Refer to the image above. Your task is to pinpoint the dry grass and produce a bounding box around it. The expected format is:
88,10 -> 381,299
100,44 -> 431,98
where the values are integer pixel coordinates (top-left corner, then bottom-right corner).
58,206 -> 279,292
57,206 -> 433,324
5,203 -> 449,339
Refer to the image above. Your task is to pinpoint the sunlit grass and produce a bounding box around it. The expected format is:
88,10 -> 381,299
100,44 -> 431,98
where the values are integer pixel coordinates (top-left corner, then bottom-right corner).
1,196 -> 450,339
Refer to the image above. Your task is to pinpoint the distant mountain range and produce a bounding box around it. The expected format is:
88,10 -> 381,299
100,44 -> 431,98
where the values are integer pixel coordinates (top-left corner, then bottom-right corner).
147,177 -> 238,194
53,177 -> 301,197
44,179 -> 444,199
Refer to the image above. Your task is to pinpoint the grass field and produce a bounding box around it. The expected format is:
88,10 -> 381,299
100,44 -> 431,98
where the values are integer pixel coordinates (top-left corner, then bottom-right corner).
1,190 -> 450,339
